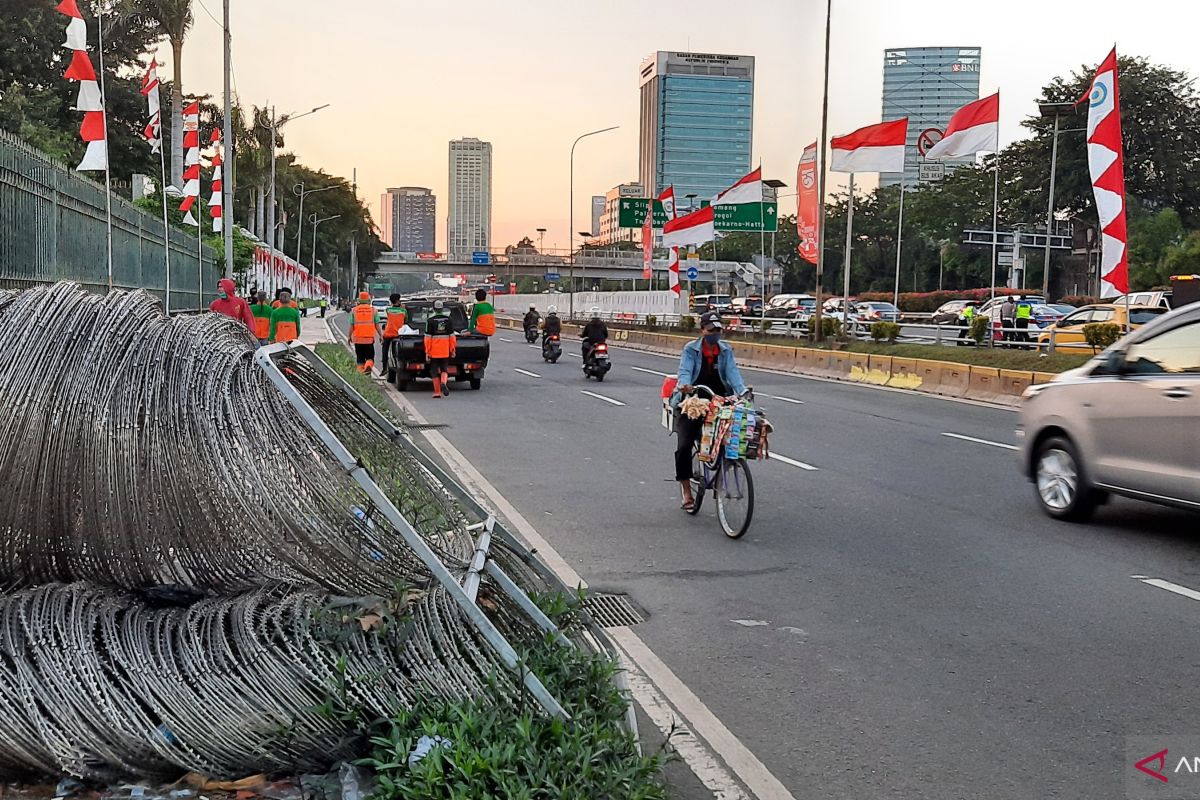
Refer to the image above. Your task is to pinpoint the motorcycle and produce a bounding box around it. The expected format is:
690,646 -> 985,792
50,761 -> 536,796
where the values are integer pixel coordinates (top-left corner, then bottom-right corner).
582,340 -> 611,381
542,333 -> 562,363
524,325 -> 538,343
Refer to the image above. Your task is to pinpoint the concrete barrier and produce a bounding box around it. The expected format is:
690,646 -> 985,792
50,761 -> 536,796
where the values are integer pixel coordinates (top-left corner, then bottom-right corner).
826,352 -> 854,381
999,369 -> 1035,398
934,363 -> 971,397
864,355 -> 893,386
965,366 -> 1005,404
847,352 -> 871,383
887,357 -> 923,390
795,347 -> 823,375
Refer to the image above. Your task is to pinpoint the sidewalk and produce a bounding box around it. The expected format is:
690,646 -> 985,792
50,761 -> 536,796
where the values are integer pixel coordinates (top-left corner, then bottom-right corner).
297,309 -> 335,346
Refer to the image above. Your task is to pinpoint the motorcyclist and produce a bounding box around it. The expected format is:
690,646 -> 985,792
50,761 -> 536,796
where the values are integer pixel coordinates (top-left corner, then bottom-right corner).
580,306 -> 608,362
671,311 -> 748,511
523,305 -> 541,334
542,305 -> 562,340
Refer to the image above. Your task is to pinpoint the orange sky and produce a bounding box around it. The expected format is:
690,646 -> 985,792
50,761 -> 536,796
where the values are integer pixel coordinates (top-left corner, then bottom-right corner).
170,0 -> 1198,253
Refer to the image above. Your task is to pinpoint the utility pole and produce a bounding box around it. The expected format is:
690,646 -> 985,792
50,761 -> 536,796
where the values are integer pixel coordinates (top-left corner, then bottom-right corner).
266,106 -> 276,251
813,0 -> 833,342
221,0 -> 234,277
350,167 -> 359,296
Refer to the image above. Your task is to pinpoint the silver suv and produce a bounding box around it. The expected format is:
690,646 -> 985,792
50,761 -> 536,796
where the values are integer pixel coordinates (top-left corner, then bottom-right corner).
1017,302 -> 1200,520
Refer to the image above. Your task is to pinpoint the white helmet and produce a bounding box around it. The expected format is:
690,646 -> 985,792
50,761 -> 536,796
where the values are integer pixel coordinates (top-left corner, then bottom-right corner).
547,305 -> 558,314
529,304 -> 537,310
589,306 -> 601,316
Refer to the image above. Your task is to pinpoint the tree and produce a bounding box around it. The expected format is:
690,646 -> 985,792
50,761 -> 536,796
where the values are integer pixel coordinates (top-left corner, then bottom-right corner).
1163,231 -> 1200,278
1128,206 -> 1185,288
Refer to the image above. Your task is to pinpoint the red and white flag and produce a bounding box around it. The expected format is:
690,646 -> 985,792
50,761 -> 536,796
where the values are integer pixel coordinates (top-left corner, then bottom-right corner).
657,185 -> 677,221
713,166 -> 762,206
208,129 -> 224,233
796,142 -> 819,265
662,206 -> 715,248
1083,49 -> 1128,297
57,0 -> 107,172
140,59 -> 162,153
179,101 -> 200,225
924,93 -> 999,160
830,118 -> 907,174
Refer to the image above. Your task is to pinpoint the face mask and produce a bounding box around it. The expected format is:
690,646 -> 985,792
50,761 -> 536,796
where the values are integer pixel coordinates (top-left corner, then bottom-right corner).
703,332 -> 721,346
218,291 -> 228,299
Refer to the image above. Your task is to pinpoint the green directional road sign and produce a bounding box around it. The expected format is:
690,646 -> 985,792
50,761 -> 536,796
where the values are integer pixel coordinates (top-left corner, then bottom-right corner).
618,198 -> 777,233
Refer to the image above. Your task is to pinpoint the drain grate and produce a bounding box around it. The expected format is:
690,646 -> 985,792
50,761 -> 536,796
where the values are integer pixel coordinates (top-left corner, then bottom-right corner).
585,593 -> 645,628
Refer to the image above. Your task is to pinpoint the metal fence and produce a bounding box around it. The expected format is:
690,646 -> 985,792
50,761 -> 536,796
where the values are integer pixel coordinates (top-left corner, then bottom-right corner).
0,129 -> 216,312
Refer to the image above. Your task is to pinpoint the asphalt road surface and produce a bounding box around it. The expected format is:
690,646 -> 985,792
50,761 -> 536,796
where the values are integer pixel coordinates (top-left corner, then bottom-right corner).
332,316 -> 1200,799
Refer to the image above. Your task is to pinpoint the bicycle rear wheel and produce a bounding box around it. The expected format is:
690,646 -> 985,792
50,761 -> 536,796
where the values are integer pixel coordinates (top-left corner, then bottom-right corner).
687,447 -> 706,516
716,459 -> 754,538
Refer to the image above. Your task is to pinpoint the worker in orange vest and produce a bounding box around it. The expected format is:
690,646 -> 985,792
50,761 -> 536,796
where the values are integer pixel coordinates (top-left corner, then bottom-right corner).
348,291 -> 377,373
377,293 -> 407,378
424,299 -> 457,398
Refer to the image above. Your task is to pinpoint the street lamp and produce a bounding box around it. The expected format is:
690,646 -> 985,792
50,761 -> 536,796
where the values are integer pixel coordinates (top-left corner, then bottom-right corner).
260,103 -> 329,251
293,183 -> 340,266
569,125 -> 619,319
1038,101 -> 1078,300
310,213 -> 341,270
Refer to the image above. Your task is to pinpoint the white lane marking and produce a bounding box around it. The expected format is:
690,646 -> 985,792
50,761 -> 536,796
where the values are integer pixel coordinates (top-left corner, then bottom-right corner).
512,368 -> 541,379
499,336 -> 514,342
384,381 -> 793,799
631,366 -> 674,378
614,643 -> 749,800
611,627 -> 798,800
765,395 -> 804,405
732,619 -> 770,627
769,453 -> 819,471
941,432 -> 1018,451
568,352 -> 581,358
1137,577 -> 1200,603
580,390 -> 626,406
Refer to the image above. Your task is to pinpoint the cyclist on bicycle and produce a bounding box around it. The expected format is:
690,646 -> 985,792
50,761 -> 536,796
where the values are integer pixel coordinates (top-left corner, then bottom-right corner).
672,310 -> 748,511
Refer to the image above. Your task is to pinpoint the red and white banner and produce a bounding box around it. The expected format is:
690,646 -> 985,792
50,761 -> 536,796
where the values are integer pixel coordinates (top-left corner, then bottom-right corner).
830,118 -> 907,174
208,129 -> 223,233
662,206 -> 715,248
796,142 -> 819,265
1083,48 -> 1129,297
924,93 -> 999,160
713,166 -> 762,206
179,101 -> 200,225
140,59 -> 161,153
250,245 -> 330,299
56,0 -> 107,172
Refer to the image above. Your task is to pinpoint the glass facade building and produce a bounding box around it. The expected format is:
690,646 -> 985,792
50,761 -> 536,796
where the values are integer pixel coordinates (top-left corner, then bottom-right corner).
380,187 -> 436,254
447,138 -> 492,259
639,52 -> 754,202
880,47 -> 981,188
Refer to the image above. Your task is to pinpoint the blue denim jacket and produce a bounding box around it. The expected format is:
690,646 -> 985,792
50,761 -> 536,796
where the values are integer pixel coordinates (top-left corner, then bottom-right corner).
674,338 -> 748,402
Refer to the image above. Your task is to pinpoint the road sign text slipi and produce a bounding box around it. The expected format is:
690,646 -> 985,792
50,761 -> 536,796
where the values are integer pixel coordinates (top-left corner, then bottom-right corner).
618,198 -> 778,233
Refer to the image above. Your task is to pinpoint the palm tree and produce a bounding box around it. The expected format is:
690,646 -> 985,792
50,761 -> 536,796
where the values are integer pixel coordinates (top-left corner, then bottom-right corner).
117,0 -> 194,187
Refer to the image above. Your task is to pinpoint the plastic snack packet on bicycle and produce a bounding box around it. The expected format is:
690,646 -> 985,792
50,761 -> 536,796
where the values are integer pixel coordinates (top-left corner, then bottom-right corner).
661,378 -> 773,461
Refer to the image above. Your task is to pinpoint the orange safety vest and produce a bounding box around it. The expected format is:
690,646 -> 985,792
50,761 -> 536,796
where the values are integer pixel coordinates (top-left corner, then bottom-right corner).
254,316 -> 270,340
425,334 -> 456,359
351,303 -> 376,344
273,321 -> 298,342
382,307 -> 407,338
272,299 -> 298,309
474,312 -> 496,336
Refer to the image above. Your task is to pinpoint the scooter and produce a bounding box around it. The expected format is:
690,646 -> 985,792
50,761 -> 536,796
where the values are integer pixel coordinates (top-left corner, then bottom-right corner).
582,340 -> 611,382
524,325 -> 538,343
542,333 -> 561,363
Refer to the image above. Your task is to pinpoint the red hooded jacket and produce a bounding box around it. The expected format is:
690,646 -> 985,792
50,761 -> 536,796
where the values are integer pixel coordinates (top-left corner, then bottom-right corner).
209,278 -> 255,329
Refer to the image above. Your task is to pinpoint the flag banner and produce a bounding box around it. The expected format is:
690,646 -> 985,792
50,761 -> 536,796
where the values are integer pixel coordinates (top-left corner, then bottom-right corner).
713,166 -> 762,206
63,17 -> 87,49
79,111 -> 105,142
63,50 -> 95,81
73,80 -> 102,112
76,140 -> 107,171
662,206 -> 715,248
797,142 -> 819,265
1084,49 -> 1129,297
925,93 -> 999,160
830,118 -> 908,174
668,247 -> 681,295
657,185 -> 677,220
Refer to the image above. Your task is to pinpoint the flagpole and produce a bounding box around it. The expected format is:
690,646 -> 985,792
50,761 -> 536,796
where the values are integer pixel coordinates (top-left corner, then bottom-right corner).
95,1 -> 114,290
842,173 -> 855,338
893,177 -> 905,310
759,159 -> 767,328
814,0 -> 833,342
158,117 -> 172,314
990,121 -> 1000,305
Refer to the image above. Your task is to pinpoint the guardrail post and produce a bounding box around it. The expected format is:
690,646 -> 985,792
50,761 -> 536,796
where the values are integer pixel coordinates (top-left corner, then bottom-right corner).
1048,327 -> 1056,355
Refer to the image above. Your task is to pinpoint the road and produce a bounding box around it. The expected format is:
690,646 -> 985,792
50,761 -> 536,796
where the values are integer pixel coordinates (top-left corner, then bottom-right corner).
332,316 -> 1200,798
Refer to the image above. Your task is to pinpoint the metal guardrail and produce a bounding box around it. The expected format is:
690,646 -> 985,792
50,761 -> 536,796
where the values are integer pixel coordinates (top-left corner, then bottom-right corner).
0,129 -> 217,311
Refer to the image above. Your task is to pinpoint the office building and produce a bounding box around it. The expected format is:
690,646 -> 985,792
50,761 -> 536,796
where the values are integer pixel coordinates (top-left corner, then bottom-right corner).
447,137 -> 493,258
590,196 -> 605,237
596,182 -> 644,246
380,187 -> 436,253
880,47 -> 982,187
639,51 -> 754,201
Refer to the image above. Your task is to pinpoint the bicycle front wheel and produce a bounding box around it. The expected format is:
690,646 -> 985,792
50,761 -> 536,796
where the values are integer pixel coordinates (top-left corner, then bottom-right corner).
716,459 -> 754,538
688,448 -> 706,516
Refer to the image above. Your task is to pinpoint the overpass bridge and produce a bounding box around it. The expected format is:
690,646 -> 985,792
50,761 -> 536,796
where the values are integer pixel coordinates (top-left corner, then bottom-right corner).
368,248 -> 767,286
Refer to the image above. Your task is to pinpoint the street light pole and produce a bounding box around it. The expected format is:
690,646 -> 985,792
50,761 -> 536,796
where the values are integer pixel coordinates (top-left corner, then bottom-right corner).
293,183 -> 339,266
1038,102 -> 1073,300
569,125 -> 619,319
814,0 -> 833,342
311,213 -> 341,269
262,103 -> 330,253
221,0 -> 233,277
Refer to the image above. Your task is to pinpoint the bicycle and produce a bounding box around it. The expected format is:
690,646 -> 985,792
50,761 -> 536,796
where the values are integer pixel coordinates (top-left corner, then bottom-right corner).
679,386 -> 756,539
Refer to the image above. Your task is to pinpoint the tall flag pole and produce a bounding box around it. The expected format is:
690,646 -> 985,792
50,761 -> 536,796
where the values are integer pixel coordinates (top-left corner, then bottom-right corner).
141,59 -> 172,314
1082,48 -> 1129,316
57,0 -> 112,286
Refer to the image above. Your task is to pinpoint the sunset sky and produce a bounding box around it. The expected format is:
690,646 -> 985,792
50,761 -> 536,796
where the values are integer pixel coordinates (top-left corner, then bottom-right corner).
172,0 -> 1198,253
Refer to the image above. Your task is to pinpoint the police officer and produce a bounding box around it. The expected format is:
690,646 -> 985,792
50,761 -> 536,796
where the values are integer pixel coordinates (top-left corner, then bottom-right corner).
1014,295 -> 1033,343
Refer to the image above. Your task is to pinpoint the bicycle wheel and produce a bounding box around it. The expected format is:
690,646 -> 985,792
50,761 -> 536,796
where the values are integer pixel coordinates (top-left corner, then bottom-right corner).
716,459 -> 754,538
687,447 -> 706,516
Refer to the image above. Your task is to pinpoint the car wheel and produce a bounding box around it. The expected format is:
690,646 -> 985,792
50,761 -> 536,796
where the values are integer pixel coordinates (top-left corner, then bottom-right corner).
470,378 -> 481,390
1034,436 -> 1098,522
395,379 -> 408,392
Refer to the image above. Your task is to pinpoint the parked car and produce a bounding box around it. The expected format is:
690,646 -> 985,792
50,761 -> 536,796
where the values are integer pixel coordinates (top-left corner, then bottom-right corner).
1112,290 -> 1172,310
371,296 -> 390,324
1048,303 -> 1077,317
855,301 -> 901,323
981,302 -> 1065,330
730,296 -> 764,315
822,297 -> 858,315
766,293 -> 814,311
693,294 -> 733,313
978,294 -> 1047,317
1036,304 -> 1169,349
932,300 -> 970,325
765,294 -> 816,325
1018,302 -> 1200,520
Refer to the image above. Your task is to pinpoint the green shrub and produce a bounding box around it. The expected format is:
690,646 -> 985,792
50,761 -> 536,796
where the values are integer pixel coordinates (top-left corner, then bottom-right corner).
1083,321 -> 1122,352
645,314 -> 657,330
969,314 -> 990,344
870,321 -> 901,343
680,314 -> 696,332
761,319 -> 773,333
820,316 -> 842,339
